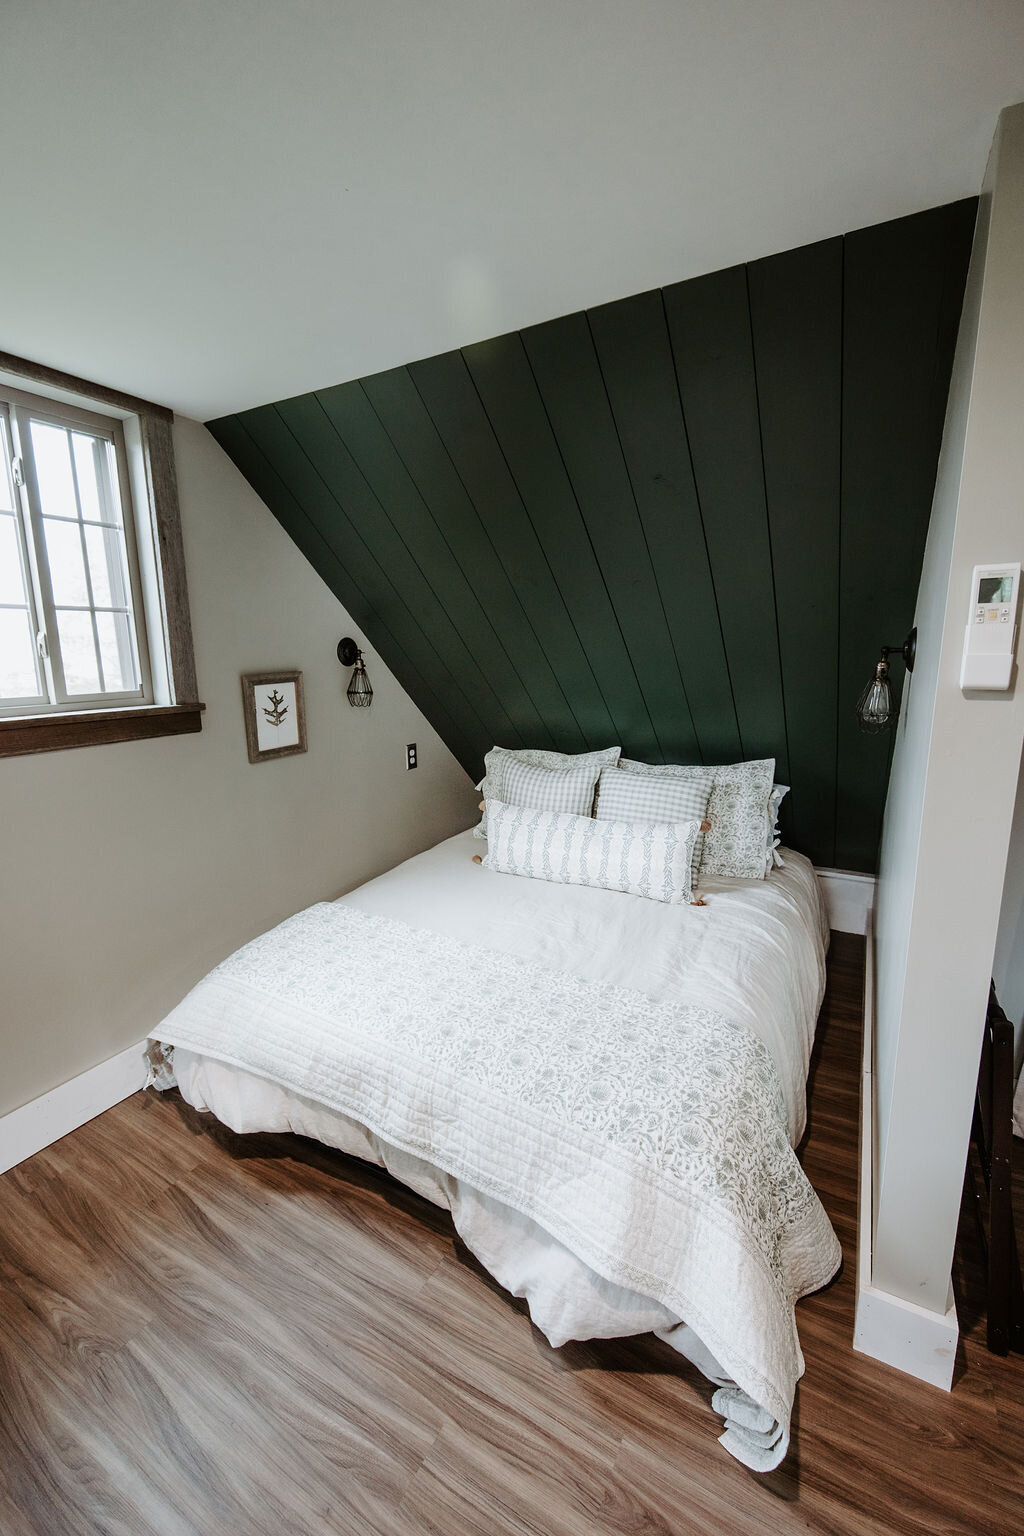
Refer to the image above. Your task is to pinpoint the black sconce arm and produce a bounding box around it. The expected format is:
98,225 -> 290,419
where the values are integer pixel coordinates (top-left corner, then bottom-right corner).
878,629 -> 917,673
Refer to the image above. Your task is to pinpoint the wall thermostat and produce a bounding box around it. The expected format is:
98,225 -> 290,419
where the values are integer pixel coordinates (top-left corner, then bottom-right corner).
960,561 -> 1020,690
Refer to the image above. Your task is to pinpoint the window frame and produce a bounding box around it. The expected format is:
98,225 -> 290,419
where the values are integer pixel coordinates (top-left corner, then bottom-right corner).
0,351 -> 203,756
2,385 -> 154,714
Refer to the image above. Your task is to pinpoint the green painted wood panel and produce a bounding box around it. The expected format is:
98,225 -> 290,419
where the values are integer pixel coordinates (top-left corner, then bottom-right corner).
586,289 -> 742,763
836,199 -> 977,869
209,199 -> 975,872
207,413 -> 480,769
520,311 -> 699,765
248,398 -> 493,768
662,264 -> 790,777
747,238 -> 843,862
462,331 -> 658,753
298,384 -> 519,748
349,367 -> 560,750
356,366 -> 561,749
407,348 -> 603,750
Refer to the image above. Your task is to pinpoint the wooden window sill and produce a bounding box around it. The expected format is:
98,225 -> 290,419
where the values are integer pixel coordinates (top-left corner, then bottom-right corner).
0,703 -> 205,757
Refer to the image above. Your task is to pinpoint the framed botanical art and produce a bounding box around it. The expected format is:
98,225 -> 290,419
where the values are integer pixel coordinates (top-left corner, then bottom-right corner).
241,671 -> 307,763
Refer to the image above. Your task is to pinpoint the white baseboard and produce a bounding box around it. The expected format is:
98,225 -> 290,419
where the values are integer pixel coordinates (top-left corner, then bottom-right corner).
853,1281 -> 958,1390
0,1040 -> 148,1176
852,909 -> 958,1390
815,867 -> 875,935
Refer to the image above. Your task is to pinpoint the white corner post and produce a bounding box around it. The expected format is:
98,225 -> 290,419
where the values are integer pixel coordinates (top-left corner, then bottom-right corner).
857,101 -> 1024,1387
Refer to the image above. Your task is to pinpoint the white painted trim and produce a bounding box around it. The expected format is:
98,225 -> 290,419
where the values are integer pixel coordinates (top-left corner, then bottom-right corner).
815,866 -> 875,934
0,1040 -> 148,1176
854,1280 -> 958,1390
852,910 -> 959,1389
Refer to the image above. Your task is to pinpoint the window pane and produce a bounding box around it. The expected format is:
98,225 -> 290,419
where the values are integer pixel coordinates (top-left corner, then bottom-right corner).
0,515 -> 30,605
43,517 -> 90,605
57,610 -> 100,694
0,432 -> 12,513
30,422 -> 78,518
95,610 -> 138,693
84,522 -> 131,608
0,607 -> 40,699
72,432 -> 115,524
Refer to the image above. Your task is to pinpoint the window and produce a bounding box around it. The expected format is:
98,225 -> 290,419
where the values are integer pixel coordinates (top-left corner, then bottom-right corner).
0,353 -> 202,756
1,388 -> 151,712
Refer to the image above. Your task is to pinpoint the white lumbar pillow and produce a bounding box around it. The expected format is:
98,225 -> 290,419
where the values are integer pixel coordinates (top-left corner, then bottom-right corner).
482,800 -> 703,907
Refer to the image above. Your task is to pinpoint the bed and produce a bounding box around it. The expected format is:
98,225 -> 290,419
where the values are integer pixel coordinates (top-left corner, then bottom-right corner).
148,826 -> 841,1471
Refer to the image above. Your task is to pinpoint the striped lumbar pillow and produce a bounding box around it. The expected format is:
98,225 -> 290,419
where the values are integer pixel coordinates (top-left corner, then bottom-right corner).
482,800 -> 702,906
593,764 -> 714,877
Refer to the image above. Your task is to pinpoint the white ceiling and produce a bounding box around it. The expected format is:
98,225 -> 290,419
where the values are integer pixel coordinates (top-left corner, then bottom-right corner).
4,1 -> 1024,422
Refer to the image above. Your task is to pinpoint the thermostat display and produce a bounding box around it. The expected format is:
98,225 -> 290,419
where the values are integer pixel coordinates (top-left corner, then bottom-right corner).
960,561 -> 1020,690
978,574 -> 1014,605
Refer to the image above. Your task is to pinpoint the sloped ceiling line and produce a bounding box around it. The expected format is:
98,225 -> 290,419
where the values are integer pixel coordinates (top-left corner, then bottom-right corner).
208,198 -> 977,872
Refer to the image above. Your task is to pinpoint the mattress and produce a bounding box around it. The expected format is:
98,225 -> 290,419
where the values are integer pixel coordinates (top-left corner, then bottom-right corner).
157,828 -> 835,1470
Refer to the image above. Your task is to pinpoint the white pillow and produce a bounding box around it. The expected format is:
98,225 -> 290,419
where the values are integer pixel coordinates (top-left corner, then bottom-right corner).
483,800 -> 702,906
474,743 -> 620,838
617,758 -> 775,879
593,764 -> 714,875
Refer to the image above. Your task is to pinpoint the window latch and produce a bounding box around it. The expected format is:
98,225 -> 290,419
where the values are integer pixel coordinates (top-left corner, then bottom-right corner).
11,455 -> 24,488
36,630 -> 48,661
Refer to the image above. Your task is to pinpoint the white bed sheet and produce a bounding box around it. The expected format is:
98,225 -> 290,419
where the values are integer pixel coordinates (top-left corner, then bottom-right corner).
344,827 -> 828,1146
170,829 -> 830,1449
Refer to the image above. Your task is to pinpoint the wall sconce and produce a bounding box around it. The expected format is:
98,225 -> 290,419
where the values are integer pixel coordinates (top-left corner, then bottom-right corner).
337,637 -> 373,707
856,628 -> 916,732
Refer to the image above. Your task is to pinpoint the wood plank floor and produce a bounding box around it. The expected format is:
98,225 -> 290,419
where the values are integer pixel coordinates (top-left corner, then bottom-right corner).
1,933 -> 1021,1535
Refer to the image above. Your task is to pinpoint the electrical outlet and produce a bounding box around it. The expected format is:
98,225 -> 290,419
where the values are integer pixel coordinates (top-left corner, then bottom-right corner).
406,742 -> 417,770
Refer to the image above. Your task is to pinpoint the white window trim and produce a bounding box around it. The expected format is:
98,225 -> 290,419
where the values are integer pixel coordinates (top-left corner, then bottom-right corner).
0,351 -> 202,756
2,385 -> 154,714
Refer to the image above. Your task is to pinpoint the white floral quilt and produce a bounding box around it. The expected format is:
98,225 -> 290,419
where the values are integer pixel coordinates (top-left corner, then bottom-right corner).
152,901 -> 840,1469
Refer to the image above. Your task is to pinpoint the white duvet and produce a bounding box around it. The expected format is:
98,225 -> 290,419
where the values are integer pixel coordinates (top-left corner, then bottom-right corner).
154,829 -> 839,1470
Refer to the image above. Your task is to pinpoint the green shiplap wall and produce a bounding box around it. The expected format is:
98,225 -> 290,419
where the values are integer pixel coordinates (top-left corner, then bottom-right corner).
208,199 -> 976,872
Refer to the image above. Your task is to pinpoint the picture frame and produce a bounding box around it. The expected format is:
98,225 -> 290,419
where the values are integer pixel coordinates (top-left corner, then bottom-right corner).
241,670 -> 307,763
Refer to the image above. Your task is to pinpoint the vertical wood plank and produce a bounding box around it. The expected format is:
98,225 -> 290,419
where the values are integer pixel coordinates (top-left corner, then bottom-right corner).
587,290 -> 741,763
747,238 -> 843,865
358,366 -> 562,749
663,265 -> 790,777
283,389 -> 516,753
310,382 -> 524,748
836,201 -> 976,869
520,312 -> 700,764
462,332 -> 659,755
211,411 -> 486,773
409,348 -> 613,749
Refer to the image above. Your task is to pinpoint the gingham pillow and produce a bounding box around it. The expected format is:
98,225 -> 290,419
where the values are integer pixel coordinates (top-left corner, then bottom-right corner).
617,758 -> 775,879
474,743 -> 620,838
483,800 -> 702,906
593,764 -> 714,876
498,758 -> 601,819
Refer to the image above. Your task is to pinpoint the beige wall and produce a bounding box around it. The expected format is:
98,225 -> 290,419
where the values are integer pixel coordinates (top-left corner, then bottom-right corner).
872,102 -> 1024,1310
0,417 -> 475,1119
